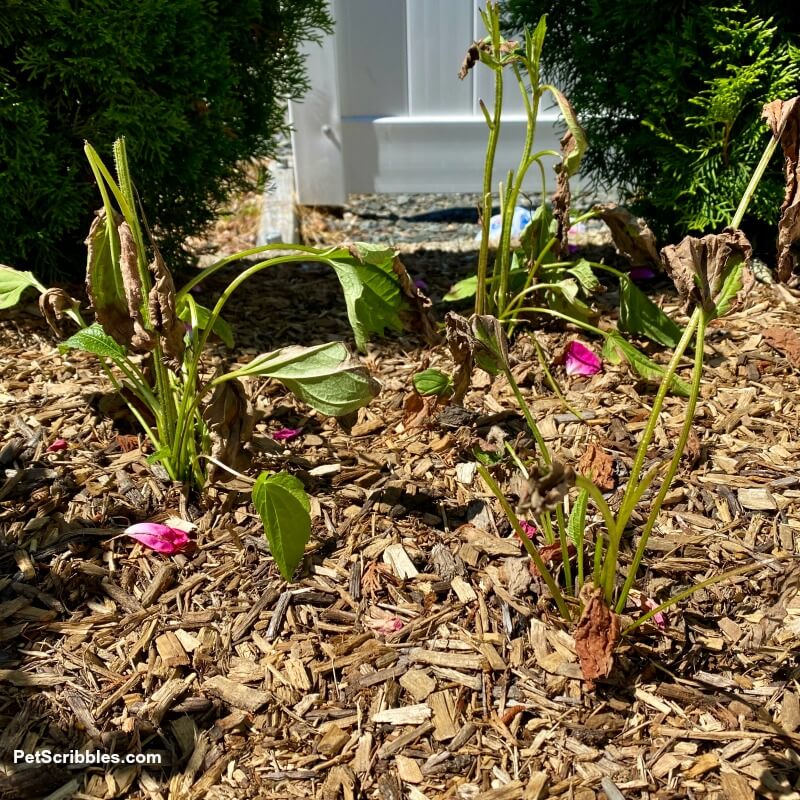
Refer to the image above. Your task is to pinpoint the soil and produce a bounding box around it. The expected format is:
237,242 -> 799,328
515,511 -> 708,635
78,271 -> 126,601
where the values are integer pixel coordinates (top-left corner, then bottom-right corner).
1,190 -> 799,800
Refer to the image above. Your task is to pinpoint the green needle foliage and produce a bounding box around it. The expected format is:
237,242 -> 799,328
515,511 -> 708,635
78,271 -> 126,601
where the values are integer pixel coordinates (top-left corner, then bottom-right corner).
0,0 -> 332,278
503,0 -> 800,240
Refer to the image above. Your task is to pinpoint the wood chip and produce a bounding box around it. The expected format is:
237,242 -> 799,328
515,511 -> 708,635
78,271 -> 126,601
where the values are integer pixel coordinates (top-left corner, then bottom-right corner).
383,543 -> 419,579
202,676 -> 271,713
737,486 -> 777,510
372,704 -> 432,725
399,669 -> 436,702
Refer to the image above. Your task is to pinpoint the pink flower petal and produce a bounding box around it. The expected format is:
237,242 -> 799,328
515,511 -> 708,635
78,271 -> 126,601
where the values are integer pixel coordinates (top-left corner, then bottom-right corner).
364,608 -> 405,635
46,439 -> 68,452
124,522 -> 192,555
272,427 -> 302,442
641,596 -> 668,629
629,266 -> 656,282
564,341 -> 601,376
520,520 -> 537,539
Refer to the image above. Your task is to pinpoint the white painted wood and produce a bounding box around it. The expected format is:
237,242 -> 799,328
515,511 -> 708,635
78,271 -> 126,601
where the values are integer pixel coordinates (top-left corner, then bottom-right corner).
290,0 -> 579,205
340,112 -> 563,194
407,0 -> 473,115
289,28 -> 346,206
334,0 -> 408,117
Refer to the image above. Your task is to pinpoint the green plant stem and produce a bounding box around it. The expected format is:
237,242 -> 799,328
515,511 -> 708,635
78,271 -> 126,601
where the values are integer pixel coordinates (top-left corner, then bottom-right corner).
614,310 -> 700,537
622,560 -> 767,635
478,464 -> 571,622
730,134 -> 780,229
615,309 -> 707,612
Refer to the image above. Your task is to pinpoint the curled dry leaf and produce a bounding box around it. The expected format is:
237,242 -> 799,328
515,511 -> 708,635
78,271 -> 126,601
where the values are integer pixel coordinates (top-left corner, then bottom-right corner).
445,312 -> 475,404
38,288 -> 77,337
402,391 -> 439,430
762,97 -> 800,282
147,251 -> 185,363
458,42 -> 483,80
660,228 -> 754,317
85,210 -> 155,352
594,204 -> 660,268
203,378 -> 255,481
552,130 -> 575,259
391,254 -> 440,346
577,442 -> 615,491
574,583 -> 621,682
516,460 -> 575,516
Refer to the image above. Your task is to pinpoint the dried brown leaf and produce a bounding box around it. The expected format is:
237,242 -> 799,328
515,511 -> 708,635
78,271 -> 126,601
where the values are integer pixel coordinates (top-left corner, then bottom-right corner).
528,542 -> 577,578
147,251 -> 185,363
762,97 -> 800,282
516,461 -> 575,516
594,204 -> 660,267
574,583 -> 621,682
445,312 -> 474,404
38,288 -> 77,337
577,442 -> 615,491
660,228 -> 753,315
391,255 -> 440,346
763,327 -> 800,368
203,378 -> 255,481
402,391 -> 439,429
458,42 -> 482,80
552,131 -> 574,259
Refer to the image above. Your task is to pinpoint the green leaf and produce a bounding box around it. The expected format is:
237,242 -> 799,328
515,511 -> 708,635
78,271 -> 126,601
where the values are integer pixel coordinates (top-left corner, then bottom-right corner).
252,471 -> 311,582
225,341 -> 379,417
602,332 -> 690,396
413,369 -> 453,398
712,256 -> 745,319
444,275 -> 478,302
176,296 -> 234,348
327,244 -> 404,352
0,266 -> 44,309
473,445 -> 504,466
567,487 -> 589,547
60,322 -> 129,368
618,276 -> 682,348
567,260 -> 601,294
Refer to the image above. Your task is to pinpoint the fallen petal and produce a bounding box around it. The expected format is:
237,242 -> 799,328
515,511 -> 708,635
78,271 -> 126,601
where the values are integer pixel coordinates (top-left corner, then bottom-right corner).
519,520 -> 537,539
46,439 -> 68,452
124,522 -> 192,555
364,607 -> 405,635
564,341 -> 601,376
629,266 -> 656,282
272,427 -> 302,442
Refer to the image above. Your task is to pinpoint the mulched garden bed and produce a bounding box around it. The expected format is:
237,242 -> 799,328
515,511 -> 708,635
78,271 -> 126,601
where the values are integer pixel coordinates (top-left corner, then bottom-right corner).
1,192 -> 799,800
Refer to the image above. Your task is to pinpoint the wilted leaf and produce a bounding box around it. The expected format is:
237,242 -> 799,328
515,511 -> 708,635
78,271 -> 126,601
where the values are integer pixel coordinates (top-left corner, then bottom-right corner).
328,244 -> 426,353
529,541 -> 577,578
762,97 -> 800,282
577,443 -> 615,491
546,87 -> 587,177
594,204 -> 659,267
574,584 -> 621,682
85,210 -> 155,351
516,461 -> 575,515
147,251 -> 184,363
413,369 -> 453,398
0,265 -> 43,309
661,228 -> 753,319
390,253 -> 440,346
403,391 -> 439,429
445,312 -> 475,404
618,275 -> 682,348
252,471 -> 311,582
226,341 -> 379,417
203,378 -> 255,480
471,314 -> 510,375
552,130 -> 574,258
39,288 -> 78,337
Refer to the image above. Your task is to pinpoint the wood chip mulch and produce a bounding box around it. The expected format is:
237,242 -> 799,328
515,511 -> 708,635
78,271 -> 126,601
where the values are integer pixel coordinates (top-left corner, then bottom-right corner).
1,237 -> 800,800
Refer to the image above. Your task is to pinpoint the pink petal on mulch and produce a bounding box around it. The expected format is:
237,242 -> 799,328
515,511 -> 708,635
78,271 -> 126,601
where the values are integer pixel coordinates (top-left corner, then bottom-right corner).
520,520 -> 538,539
641,596 -> 668,629
272,427 -> 302,442
46,439 -> 68,452
364,608 -> 405,635
124,523 -> 192,555
564,341 -> 601,376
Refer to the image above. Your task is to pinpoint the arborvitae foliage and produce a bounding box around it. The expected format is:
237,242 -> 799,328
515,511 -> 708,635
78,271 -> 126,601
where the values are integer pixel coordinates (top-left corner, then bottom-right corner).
0,0 -> 332,278
503,1 -> 800,241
